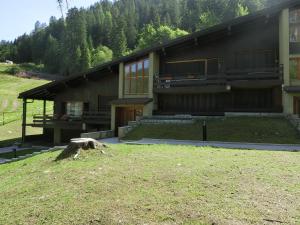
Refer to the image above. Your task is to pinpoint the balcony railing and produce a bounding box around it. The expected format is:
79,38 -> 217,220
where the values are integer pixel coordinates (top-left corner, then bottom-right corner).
32,111 -> 111,126
154,65 -> 283,89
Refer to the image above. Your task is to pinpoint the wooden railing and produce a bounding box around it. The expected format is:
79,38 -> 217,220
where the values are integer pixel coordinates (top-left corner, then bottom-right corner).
32,111 -> 111,126
155,65 -> 283,89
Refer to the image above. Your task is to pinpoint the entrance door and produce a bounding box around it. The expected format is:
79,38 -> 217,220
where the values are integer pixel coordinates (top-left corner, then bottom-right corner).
115,107 -> 143,130
294,97 -> 300,116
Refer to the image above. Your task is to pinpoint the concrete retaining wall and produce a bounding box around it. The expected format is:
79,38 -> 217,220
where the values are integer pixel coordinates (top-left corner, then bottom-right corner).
81,130 -> 114,139
118,126 -> 133,139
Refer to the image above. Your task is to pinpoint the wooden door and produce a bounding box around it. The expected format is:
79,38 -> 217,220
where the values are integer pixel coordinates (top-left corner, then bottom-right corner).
115,107 -> 142,130
294,97 -> 300,116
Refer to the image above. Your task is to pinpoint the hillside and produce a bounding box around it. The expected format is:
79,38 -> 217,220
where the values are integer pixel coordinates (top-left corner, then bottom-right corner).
0,64 -> 51,146
0,144 -> 299,225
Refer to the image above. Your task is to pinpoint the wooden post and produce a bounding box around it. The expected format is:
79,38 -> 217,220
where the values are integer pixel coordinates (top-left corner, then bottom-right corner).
22,98 -> 27,143
203,121 -> 207,142
43,100 -> 46,125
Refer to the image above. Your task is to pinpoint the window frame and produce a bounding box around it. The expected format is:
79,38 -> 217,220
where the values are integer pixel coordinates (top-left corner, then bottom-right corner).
165,58 -> 221,76
124,58 -> 149,95
66,101 -> 84,118
290,8 -> 300,43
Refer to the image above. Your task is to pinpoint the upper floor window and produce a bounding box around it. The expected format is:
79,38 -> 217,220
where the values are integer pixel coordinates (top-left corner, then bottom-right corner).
124,58 -> 149,95
164,58 -> 221,76
290,8 -> 300,43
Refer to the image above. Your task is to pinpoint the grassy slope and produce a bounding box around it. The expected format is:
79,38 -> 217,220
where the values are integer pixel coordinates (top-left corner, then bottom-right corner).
0,145 -> 299,225
124,117 -> 300,144
0,64 -> 51,146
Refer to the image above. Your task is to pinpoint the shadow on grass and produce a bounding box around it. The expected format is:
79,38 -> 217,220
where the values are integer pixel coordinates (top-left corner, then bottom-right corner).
0,138 -> 20,148
55,146 -> 78,161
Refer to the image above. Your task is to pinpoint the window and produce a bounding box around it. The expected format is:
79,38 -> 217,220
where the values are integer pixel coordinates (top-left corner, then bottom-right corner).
290,8 -> 300,54
66,102 -> 83,118
290,8 -> 300,43
124,58 -> 149,95
290,57 -> 300,80
165,61 -> 205,76
165,59 -> 221,76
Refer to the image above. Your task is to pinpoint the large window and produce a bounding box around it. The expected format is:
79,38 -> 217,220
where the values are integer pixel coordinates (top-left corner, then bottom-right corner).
290,57 -> 300,80
124,58 -> 149,95
165,58 -> 221,76
290,8 -> 300,43
290,8 -> 300,54
66,102 -> 83,118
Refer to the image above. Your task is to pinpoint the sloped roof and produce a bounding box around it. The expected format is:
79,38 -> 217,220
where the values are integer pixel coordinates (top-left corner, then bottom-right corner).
18,0 -> 300,100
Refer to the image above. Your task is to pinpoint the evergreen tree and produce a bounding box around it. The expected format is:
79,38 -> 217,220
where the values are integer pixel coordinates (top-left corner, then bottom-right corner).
112,28 -> 128,58
62,8 -> 91,75
44,35 -> 60,73
0,0 -> 273,74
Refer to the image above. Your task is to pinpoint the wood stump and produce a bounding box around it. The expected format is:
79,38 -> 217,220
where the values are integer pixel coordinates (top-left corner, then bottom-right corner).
55,138 -> 108,161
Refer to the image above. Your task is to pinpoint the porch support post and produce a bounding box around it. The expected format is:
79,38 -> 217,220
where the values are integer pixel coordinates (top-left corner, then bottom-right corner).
280,8 -> 293,114
43,100 -> 46,125
22,98 -> 27,143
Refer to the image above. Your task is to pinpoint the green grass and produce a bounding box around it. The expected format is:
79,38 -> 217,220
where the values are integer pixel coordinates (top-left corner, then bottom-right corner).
0,144 -> 299,225
0,64 -> 52,146
124,117 -> 300,144
0,62 -> 44,75
0,120 -> 43,147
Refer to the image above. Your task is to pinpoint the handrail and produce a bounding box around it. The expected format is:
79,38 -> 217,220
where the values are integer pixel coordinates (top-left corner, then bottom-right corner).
155,65 -> 283,88
33,111 -> 111,125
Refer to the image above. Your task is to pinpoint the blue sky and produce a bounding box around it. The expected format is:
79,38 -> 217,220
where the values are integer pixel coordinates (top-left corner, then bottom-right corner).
0,0 -> 99,41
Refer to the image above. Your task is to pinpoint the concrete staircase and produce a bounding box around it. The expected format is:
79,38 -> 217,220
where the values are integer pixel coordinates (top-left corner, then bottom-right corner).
139,115 -> 195,124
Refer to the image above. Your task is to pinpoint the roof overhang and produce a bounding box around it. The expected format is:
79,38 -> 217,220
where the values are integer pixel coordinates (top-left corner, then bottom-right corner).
283,86 -> 300,93
18,0 -> 300,100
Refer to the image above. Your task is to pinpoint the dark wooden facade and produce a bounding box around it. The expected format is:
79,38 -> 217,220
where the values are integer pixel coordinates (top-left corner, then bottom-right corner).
155,16 -> 283,115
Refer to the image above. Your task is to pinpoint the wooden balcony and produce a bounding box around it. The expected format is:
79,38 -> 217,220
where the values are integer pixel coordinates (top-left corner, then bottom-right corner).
154,66 -> 283,94
30,111 -> 111,129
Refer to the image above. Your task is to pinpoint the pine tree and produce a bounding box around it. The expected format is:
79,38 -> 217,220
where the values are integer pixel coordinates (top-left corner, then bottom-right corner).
62,8 -> 91,75
44,35 -> 60,73
112,27 -> 128,58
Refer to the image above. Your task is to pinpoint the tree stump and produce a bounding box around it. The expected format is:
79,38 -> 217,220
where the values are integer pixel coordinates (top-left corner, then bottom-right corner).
55,138 -> 108,161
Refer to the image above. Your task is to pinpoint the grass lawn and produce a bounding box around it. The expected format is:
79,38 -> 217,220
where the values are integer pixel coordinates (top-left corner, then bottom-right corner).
0,64 -> 52,147
124,117 -> 300,144
0,118 -> 43,148
0,144 -> 299,225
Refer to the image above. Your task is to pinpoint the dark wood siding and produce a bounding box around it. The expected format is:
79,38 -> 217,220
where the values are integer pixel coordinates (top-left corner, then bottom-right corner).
54,71 -> 118,115
157,87 -> 282,115
159,17 -> 279,75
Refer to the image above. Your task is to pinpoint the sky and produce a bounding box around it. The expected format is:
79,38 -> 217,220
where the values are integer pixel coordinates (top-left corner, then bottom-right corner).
0,0 -> 99,41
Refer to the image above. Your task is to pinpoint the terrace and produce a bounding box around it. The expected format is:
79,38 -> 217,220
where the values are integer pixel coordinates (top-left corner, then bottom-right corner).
154,65 -> 283,93
30,111 -> 111,129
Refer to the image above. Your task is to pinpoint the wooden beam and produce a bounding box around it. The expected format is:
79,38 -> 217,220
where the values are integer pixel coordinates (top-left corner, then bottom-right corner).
154,85 -> 229,94
43,100 -> 46,126
22,98 -> 27,143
